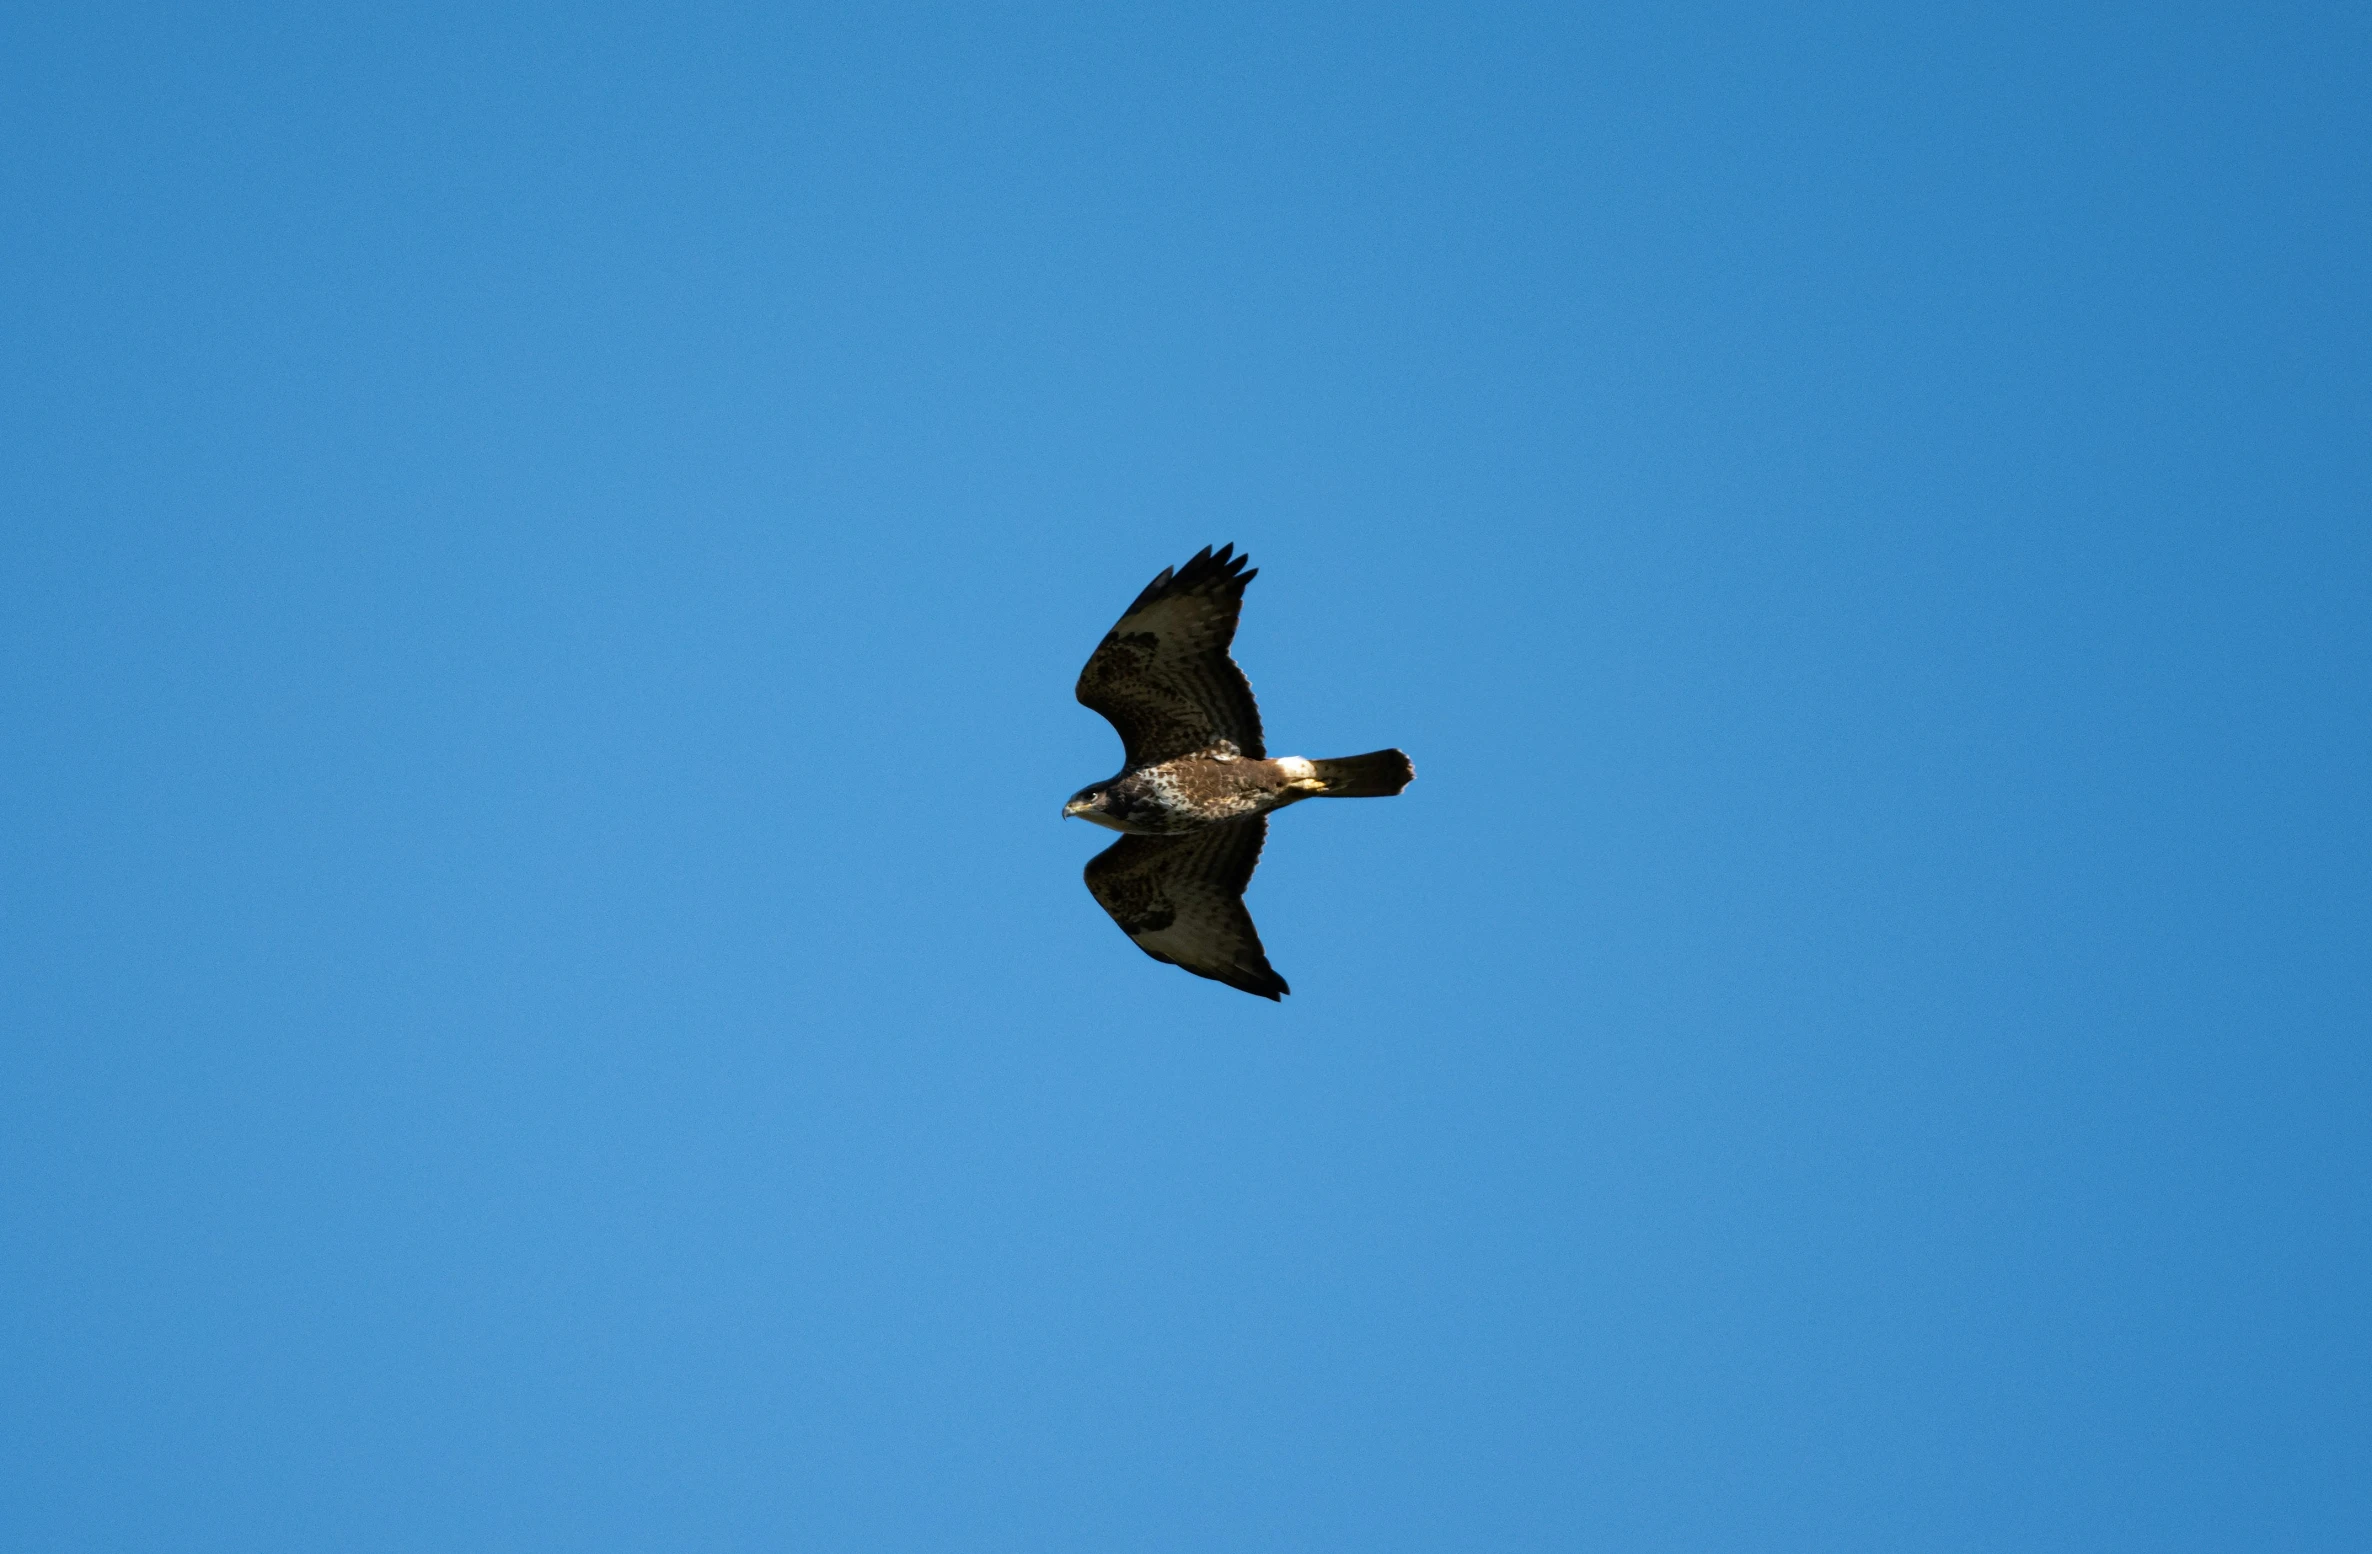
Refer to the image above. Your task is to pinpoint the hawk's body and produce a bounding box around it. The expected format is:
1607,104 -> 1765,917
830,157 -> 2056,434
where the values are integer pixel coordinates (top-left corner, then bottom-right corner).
1064,545 -> 1412,1000
1075,746 -> 1326,836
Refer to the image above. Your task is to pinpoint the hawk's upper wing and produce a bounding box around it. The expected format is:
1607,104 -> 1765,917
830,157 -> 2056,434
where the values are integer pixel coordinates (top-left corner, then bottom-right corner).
1076,545 -> 1265,767
1083,816 -> 1287,1000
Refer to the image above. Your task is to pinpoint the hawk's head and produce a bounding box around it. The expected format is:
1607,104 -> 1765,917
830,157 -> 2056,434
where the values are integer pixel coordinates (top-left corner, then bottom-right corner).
1062,785 -> 1132,832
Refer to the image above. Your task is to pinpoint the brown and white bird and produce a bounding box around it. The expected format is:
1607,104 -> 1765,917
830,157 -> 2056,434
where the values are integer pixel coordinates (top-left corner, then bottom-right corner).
1064,545 -> 1413,1000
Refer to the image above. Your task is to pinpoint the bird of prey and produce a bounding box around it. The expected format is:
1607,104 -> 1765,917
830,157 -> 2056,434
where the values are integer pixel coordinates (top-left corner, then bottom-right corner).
1064,545 -> 1413,999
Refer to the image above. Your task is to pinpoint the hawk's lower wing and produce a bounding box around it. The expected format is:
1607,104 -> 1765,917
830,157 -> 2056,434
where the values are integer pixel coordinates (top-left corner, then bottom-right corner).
1083,817 -> 1287,1001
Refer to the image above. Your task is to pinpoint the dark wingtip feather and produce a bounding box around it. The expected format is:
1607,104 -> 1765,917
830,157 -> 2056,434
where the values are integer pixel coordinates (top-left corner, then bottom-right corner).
1232,965 -> 1289,1000
1124,543 -> 1258,615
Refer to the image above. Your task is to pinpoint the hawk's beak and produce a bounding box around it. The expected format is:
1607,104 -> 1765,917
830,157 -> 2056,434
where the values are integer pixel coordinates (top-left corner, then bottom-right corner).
1061,799 -> 1088,819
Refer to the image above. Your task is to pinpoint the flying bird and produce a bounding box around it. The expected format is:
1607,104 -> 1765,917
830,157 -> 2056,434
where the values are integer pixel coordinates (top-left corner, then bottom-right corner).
1064,545 -> 1413,999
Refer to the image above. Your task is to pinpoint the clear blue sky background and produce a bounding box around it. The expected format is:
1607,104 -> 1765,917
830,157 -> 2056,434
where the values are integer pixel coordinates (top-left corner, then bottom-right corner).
4,4 -> 2366,1550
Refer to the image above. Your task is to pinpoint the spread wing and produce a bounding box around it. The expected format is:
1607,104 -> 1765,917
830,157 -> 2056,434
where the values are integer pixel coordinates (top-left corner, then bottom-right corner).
1076,544 -> 1265,767
1083,817 -> 1288,1000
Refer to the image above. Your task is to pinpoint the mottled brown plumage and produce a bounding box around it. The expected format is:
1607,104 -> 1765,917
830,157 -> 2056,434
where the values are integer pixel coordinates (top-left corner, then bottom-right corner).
1065,545 -> 1414,1000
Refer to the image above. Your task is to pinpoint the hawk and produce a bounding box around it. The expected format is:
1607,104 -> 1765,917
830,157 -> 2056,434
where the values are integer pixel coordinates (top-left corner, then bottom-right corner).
1064,545 -> 1413,999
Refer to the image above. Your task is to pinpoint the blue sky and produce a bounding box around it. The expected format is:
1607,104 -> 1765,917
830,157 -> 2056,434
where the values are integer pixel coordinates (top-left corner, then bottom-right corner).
4,3 -> 2366,1550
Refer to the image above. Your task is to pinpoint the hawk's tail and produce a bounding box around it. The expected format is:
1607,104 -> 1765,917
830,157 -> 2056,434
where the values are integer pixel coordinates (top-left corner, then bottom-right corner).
1308,749 -> 1415,798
